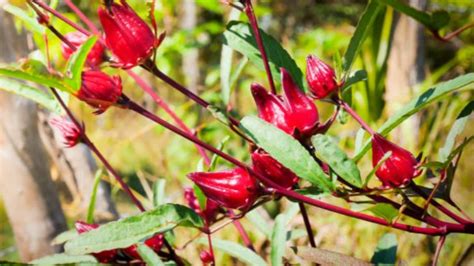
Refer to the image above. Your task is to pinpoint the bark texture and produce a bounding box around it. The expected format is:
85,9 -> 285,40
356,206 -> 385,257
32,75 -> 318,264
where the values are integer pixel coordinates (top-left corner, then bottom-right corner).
0,5 -> 67,261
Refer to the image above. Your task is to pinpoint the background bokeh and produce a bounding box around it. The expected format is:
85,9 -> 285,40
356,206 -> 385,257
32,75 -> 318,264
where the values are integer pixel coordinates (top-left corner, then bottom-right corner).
0,0 -> 473,264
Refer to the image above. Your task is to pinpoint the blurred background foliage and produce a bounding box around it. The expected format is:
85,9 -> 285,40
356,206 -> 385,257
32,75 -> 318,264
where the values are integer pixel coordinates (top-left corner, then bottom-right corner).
0,0 -> 473,264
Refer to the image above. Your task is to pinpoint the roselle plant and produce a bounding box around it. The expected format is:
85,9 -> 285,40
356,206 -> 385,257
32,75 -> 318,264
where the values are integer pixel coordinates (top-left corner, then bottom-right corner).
0,0 -> 473,265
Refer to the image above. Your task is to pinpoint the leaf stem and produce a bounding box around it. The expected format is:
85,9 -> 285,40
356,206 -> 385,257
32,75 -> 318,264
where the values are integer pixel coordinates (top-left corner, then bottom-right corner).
242,0 -> 277,94
299,202 -> 317,248
337,98 -> 376,135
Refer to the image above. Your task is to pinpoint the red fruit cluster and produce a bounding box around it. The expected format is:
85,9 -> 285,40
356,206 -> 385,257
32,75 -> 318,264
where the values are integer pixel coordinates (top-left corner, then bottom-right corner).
98,0 -> 159,68
184,188 -> 220,224
371,134 -> 420,188
252,68 -> 319,138
75,221 -> 163,263
188,168 -> 259,211
49,116 -> 82,148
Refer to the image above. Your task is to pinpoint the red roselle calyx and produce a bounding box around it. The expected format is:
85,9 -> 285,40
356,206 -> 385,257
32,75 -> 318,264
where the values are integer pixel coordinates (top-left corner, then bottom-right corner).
200,250 -> 214,264
122,234 -> 164,260
371,134 -> 421,188
251,149 -> 298,189
61,32 -> 106,68
98,0 -> 160,68
251,68 -> 319,138
76,70 -> 123,114
306,55 -> 339,99
75,221 -> 118,263
184,188 -> 220,224
187,168 -> 259,211
49,116 -> 83,147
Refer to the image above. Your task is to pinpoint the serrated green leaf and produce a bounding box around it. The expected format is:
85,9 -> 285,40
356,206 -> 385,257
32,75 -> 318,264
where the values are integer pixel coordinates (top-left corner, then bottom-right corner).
197,238 -> 267,266
365,203 -> 399,223
223,21 -> 306,91
30,254 -> 97,265
438,101 -> 473,162
153,179 -> 167,207
137,243 -> 165,266
65,204 -> 203,255
271,214 -> 287,266
86,169 -> 103,223
371,233 -> 397,265
64,36 -> 97,91
312,134 -> 362,188
343,1 -> 383,78
240,116 -> 335,192
0,59 -> 71,92
0,77 -> 61,113
354,73 -> 474,162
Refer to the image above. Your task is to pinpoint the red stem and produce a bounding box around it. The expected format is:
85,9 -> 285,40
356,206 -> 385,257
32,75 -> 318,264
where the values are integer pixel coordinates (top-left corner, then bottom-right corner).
127,71 -> 212,166
50,89 -> 145,212
206,229 -> 216,265
337,99 -> 376,135
31,0 -> 91,35
64,0 -> 101,35
228,211 -> 255,251
299,202 -> 316,247
243,0 -> 277,94
125,98 -> 472,236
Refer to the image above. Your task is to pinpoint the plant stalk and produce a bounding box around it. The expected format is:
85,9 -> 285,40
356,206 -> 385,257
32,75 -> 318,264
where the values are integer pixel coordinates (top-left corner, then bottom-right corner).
299,202 -> 317,248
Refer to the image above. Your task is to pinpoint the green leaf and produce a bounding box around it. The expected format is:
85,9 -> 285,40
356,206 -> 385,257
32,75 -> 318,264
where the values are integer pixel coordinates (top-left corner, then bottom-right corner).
137,243 -> 165,266
153,179 -> 167,207
438,101 -> 473,162
341,70 -> 368,92
376,0 -> 450,30
86,169 -> 103,224
0,62 -> 71,93
371,233 -> 397,265
51,229 -> 78,246
64,36 -> 98,91
30,254 -> 97,265
365,203 -> 399,223
65,204 -> 203,255
343,1 -> 383,77
223,21 -> 306,91
193,184 -> 207,211
197,238 -> 267,266
0,77 -> 61,113
209,136 -> 230,171
312,135 -> 362,188
3,4 -> 45,34
246,208 -> 272,238
354,73 -> 474,161
271,214 -> 287,266
292,246 -> 372,265
240,116 -> 335,192
220,8 -> 241,105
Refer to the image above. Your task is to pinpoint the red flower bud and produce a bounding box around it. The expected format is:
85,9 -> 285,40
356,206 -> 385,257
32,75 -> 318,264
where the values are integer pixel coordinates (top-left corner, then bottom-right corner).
61,32 -> 105,68
306,55 -> 339,99
76,70 -> 122,114
122,234 -> 164,260
371,134 -> 420,188
98,0 -> 158,68
251,68 -> 319,138
252,149 -> 298,189
200,250 -> 214,264
49,116 -> 82,148
184,188 -> 220,223
74,221 -> 118,263
188,168 -> 259,211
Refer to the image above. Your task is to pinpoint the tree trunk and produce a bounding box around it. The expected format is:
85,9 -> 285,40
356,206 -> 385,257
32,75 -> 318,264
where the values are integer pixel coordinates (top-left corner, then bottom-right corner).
180,0 -> 200,93
385,0 -> 426,148
0,6 -> 67,261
